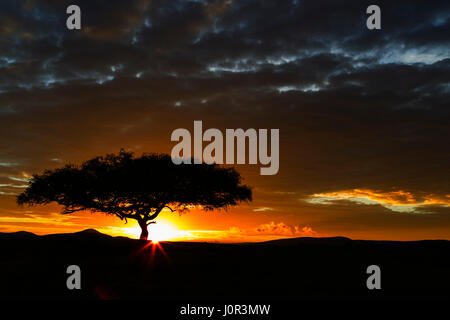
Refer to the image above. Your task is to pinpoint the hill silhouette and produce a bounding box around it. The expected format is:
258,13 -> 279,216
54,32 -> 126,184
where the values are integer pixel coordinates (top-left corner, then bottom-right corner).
0,230 -> 39,240
0,229 -> 449,300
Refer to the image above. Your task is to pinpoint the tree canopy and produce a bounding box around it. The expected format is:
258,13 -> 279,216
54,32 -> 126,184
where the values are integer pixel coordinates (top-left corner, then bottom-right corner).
17,150 -> 252,239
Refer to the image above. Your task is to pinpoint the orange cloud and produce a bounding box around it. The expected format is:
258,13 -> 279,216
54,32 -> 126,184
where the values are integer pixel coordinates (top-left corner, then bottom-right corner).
253,207 -> 275,212
169,223 -> 320,243
255,221 -> 318,237
307,189 -> 450,213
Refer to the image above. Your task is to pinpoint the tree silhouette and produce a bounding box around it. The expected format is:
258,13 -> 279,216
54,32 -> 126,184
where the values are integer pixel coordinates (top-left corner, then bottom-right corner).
17,151 -> 252,240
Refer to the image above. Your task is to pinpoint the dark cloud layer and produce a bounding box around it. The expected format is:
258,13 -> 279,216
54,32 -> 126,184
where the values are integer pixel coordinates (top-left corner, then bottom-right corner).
0,0 -> 449,238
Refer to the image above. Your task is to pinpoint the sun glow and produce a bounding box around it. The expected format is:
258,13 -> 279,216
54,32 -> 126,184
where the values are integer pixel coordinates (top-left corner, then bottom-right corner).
148,222 -> 181,242
122,220 -> 185,242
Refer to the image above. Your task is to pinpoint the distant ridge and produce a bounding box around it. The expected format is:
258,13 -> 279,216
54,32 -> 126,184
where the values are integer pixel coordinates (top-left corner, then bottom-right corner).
42,228 -> 112,240
74,228 -> 105,236
0,229 -> 116,242
0,230 -> 448,244
0,230 -> 38,239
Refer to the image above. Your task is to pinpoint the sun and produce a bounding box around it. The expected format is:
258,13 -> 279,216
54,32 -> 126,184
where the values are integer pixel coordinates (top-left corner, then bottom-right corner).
121,220 -> 183,242
147,222 -> 180,243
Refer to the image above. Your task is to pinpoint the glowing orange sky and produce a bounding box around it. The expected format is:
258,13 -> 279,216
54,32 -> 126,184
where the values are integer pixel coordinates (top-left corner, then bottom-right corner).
1,144 -> 450,242
1,1 -> 449,242
1,183 -> 450,241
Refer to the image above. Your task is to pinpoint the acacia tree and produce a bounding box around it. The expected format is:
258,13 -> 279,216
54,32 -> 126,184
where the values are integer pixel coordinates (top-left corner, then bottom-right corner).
17,151 -> 252,240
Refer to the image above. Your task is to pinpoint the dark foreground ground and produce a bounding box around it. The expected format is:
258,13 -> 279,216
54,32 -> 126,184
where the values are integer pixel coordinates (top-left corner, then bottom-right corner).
0,229 -> 449,300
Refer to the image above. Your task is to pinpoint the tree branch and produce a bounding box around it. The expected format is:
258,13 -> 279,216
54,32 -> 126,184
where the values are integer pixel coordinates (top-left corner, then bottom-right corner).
164,205 -> 175,212
148,204 -> 166,220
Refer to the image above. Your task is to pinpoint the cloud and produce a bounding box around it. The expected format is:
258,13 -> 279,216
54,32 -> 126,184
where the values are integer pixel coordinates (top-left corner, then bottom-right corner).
173,223 -> 320,242
256,221 -> 318,237
253,207 -> 275,212
307,189 -> 450,213
0,162 -> 18,167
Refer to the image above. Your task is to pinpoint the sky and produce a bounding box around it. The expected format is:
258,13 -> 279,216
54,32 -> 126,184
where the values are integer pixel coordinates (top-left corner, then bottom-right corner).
0,0 -> 449,241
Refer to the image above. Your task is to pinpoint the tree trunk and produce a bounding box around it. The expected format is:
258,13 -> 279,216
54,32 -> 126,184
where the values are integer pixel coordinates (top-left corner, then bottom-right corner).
138,220 -> 149,240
